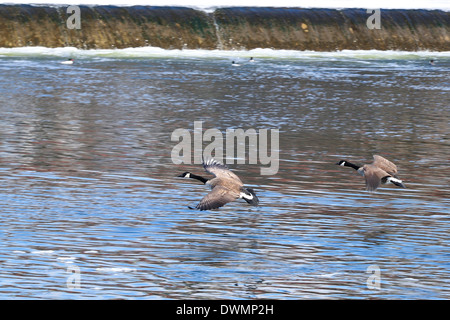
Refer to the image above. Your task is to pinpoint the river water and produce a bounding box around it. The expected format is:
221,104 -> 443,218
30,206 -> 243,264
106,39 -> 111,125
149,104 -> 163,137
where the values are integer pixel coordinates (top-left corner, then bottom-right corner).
0,47 -> 449,299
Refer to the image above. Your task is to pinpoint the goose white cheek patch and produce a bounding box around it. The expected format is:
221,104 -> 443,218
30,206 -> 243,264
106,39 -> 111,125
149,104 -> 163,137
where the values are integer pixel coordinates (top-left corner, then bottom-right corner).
240,192 -> 253,200
387,177 -> 403,184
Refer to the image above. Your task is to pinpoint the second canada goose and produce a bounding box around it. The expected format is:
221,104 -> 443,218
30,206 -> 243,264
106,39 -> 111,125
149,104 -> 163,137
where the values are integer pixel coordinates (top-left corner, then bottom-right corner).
177,158 -> 259,210
336,155 -> 406,191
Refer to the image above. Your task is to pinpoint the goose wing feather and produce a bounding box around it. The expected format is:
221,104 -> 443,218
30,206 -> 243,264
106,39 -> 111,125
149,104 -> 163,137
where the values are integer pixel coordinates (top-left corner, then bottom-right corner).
363,164 -> 389,191
203,158 -> 243,185
195,186 -> 240,210
372,155 -> 398,176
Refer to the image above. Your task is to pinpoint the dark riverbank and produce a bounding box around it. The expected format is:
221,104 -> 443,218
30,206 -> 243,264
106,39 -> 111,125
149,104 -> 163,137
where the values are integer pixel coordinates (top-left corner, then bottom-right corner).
0,5 -> 449,51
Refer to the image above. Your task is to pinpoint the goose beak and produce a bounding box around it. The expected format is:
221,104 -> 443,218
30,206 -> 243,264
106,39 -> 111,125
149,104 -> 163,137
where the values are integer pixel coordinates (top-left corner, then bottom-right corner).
251,195 -> 259,206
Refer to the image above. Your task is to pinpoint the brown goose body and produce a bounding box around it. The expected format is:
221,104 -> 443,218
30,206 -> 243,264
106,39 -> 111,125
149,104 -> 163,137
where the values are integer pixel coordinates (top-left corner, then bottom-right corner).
178,158 -> 259,210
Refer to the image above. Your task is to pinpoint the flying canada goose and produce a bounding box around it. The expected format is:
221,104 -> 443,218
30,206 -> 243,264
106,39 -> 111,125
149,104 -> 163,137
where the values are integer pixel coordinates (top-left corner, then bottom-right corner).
336,155 -> 406,191
177,158 -> 259,210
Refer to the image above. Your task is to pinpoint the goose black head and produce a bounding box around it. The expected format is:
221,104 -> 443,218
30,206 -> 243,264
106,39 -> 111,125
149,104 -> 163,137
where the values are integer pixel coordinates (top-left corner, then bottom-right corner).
242,188 -> 259,206
177,172 -> 191,178
336,160 -> 346,166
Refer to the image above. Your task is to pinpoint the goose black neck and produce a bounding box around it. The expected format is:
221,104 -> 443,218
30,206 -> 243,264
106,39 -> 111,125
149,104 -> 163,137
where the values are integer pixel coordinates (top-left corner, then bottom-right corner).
189,173 -> 208,184
344,161 -> 361,171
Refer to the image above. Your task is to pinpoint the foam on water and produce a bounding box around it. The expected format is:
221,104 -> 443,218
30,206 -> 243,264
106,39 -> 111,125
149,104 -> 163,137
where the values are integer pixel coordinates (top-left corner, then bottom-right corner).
0,46 -> 449,61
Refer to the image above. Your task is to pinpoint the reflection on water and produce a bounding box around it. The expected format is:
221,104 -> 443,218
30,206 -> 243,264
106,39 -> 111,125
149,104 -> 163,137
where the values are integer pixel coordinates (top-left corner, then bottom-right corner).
0,51 -> 449,299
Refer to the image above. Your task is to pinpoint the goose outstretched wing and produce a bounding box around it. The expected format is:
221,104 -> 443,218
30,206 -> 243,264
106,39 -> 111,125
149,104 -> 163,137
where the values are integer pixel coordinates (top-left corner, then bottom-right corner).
372,155 -> 398,176
194,186 -> 240,211
203,158 -> 243,185
363,165 -> 389,191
